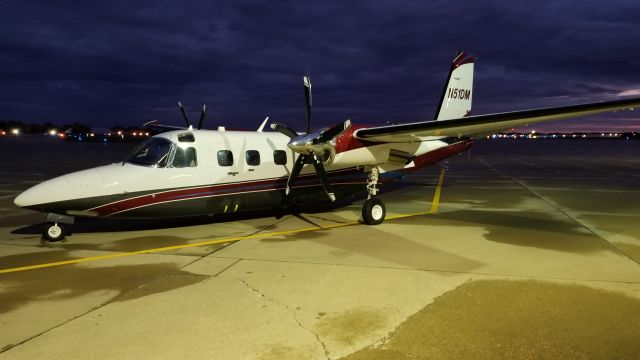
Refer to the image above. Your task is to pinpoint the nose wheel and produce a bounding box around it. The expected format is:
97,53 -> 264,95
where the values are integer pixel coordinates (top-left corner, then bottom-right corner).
42,222 -> 66,242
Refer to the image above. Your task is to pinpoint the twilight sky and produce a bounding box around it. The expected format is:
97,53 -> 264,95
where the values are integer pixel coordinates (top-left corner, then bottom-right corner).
2,0 -> 640,132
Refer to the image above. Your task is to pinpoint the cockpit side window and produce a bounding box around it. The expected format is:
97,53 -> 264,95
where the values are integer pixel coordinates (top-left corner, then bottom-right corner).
171,147 -> 197,168
124,138 -> 172,167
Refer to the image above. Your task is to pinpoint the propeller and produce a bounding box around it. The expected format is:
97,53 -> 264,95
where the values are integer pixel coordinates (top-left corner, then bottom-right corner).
178,101 -> 190,128
270,76 -> 351,203
177,101 -> 207,130
197,104 -> 207,130
304,75 -> 312,133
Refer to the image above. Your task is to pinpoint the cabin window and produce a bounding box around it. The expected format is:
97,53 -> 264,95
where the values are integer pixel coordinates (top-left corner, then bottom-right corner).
124,138 -> 172,167
246,150 -> 260,166
217,150 -> 233,166
273,150 -> 287,165
177,133 -> 195,142
171,147 -> 197,168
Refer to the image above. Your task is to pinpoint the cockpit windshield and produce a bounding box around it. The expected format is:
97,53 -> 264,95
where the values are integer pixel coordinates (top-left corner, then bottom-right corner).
124,138 -> 173,167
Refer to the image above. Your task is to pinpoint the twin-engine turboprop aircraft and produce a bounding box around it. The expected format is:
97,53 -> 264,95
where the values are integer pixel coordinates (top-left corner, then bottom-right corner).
14,52 -> 640,242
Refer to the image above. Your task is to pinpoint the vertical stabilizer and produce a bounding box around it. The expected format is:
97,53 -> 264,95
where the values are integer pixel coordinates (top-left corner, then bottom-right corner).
434,51 -> 475,120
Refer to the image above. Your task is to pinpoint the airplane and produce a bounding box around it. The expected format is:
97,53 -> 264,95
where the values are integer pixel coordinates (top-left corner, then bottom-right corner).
13,51 -> 640,243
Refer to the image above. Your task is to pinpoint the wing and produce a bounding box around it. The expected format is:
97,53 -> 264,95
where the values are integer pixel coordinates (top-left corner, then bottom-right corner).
353,98 -> 640,142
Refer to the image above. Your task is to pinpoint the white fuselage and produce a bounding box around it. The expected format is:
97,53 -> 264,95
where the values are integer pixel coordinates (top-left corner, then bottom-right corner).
14,128 -> 470,219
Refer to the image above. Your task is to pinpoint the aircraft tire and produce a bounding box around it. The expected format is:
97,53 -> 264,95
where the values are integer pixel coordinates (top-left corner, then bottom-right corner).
362,197 -> 385,225
42,222 -> 66,242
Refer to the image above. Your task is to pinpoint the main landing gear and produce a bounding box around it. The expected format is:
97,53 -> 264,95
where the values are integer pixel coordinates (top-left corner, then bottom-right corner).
362,167 -> 386,225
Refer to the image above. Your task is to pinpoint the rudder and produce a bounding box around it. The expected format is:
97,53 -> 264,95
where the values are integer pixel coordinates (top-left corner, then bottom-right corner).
434,51 -> 475,120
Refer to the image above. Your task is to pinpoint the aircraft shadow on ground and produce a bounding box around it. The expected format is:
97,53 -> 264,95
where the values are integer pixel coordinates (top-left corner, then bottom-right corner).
9,199 -> 357,235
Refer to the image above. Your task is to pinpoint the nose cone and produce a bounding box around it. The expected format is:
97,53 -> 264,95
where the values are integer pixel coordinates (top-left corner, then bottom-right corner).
13,165 -> 113,211
14,189 -> 33,208
14,175 -> 71,208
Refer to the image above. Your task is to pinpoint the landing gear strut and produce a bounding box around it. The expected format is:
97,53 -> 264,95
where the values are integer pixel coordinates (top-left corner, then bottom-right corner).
362,167 -> 386,225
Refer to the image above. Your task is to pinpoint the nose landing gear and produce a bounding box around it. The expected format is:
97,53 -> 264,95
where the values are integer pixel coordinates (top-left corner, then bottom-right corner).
41,213 -> 74,243
362,167 -> 386,225
42,222 -> 66,242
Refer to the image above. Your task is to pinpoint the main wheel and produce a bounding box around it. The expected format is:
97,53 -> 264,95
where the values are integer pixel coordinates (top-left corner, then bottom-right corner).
362,197 -> 386,225
42,222 -> 66,242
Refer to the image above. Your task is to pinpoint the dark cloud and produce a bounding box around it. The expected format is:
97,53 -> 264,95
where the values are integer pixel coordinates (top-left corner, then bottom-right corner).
1,0 -> 639,130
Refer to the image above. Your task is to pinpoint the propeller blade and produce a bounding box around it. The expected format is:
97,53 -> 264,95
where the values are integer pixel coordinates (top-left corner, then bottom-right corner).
310,150 -> 336,202
270,122 -> 298,139
197,104 -> 207,130
178,101 -> 191,128
286,155 -> 306,195
304,75 -> 312,134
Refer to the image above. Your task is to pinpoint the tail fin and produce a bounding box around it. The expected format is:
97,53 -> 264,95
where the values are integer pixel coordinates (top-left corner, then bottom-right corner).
434,51 -> 475,120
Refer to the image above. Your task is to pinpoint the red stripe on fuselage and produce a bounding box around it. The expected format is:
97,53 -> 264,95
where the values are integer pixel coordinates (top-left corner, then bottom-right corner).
89,167 -> 364,216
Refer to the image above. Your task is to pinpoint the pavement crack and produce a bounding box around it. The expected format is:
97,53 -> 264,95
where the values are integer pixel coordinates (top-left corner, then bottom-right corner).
239,279 -> 330,359
240,278 -> 266,298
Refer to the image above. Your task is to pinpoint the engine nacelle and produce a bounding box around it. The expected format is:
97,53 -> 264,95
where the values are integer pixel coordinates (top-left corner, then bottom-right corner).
326,144 -> 389,167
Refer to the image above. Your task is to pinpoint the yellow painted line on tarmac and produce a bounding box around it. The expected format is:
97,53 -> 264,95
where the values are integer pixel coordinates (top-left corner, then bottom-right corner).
430,168 -> 446,213
1,170 -> 447,274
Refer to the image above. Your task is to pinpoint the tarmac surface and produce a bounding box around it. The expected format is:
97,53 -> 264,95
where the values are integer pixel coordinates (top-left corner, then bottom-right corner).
1,137 -> 640,359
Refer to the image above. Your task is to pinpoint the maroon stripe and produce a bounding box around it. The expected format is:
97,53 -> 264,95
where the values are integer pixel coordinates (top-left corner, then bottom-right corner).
90,168 -> 365,216
411,140 -> 472,169
452,52 -> 475,69
334,124 -> 381,153
451,51 -> 467,67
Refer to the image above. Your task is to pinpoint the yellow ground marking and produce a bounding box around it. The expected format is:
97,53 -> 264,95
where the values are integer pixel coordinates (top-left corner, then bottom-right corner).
430,168 -> 446,213
1,170 -> 446,274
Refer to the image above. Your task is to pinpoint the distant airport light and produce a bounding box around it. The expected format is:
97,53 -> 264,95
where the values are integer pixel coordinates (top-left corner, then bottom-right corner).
59,133 -> 65,138
0,130 -> 6,135
145,132 -> 150,136
48,129 -> 57,136
11,128 -> 20,135
117,130 -> 123,135
90,133 -> 95,137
